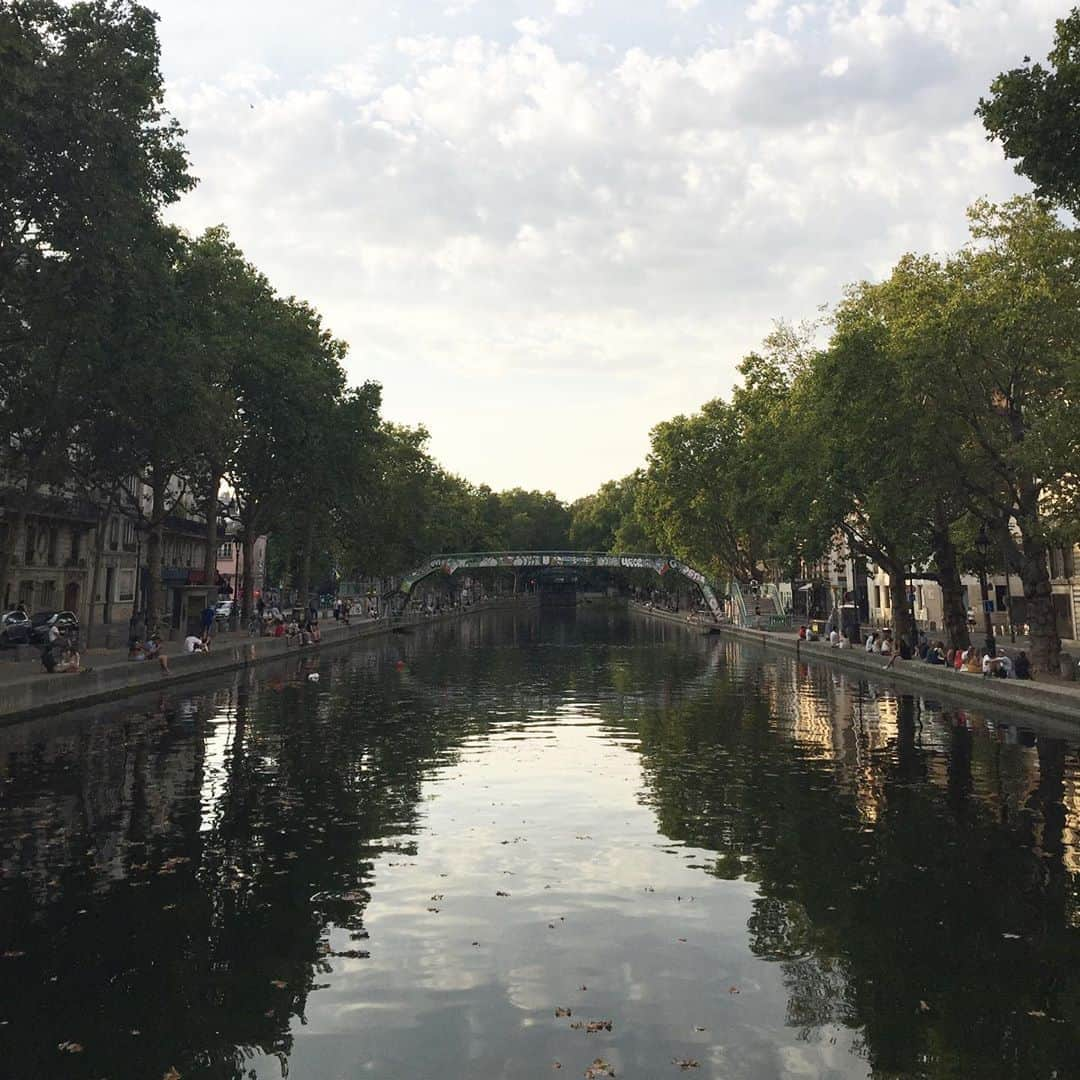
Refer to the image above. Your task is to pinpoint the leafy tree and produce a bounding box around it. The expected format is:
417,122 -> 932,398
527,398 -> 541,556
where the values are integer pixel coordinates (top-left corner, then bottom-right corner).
978,9 -> 1080,213
569,473 -> 654,553
0,0 -> 192,601
917,198 -> 1080,670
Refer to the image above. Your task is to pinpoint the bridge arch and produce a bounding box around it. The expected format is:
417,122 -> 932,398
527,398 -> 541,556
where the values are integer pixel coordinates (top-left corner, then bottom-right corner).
400,552 -> 722,620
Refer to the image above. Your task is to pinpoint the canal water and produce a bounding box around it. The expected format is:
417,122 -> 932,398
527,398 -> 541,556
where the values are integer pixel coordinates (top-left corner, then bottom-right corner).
2,606 -> 1079,1079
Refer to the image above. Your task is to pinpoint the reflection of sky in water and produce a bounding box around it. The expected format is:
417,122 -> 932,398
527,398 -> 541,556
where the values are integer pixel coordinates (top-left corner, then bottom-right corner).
252,712 -> 866,1078
3,608 -> 1080,1079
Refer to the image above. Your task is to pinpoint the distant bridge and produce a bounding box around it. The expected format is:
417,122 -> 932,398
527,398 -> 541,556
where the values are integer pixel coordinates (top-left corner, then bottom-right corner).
400,551 -> 722,620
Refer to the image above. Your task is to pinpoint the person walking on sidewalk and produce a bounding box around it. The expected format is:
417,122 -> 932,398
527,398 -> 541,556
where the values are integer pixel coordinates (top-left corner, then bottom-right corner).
200,602 -> 216,641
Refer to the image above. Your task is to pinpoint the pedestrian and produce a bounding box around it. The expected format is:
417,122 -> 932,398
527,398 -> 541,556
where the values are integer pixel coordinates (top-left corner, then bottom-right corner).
200,602 -> 215,640
257,596 -> 265,619
333,597 -> 342,621
309,597 -> 319,625
1014,651 -> 1032,679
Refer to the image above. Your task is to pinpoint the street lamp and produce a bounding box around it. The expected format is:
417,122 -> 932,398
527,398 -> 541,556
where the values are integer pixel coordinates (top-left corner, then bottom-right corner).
975,525 -> 996,657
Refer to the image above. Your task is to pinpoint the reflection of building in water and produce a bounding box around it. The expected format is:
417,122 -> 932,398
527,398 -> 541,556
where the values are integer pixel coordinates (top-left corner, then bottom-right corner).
1063,775 -> 1080,878
0,694 -> 208,903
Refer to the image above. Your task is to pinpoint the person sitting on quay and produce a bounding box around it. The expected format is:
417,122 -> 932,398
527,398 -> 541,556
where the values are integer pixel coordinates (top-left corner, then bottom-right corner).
185,634 -> 209,655
924,641 -> 948,665
136,635 -> 170,674
1014,651 -> 1032,679
878,634 -> 893,656
865,632 -> 877,653
982,650 -> 1009,678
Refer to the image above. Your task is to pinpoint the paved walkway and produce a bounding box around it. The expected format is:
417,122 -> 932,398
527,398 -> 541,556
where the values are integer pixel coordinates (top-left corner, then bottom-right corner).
0,614 -> 369,686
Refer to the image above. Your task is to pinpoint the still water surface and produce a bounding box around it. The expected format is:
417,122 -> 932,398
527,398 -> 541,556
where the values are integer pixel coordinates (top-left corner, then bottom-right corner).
2,607 -> 1080,1079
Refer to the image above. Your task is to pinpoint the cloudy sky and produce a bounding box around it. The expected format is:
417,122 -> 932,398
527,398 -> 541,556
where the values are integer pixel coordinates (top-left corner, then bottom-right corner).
156,0 -> 1056,499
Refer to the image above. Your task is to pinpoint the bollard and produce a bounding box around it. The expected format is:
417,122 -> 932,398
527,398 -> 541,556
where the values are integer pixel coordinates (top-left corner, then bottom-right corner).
1060,652 -> 1077,682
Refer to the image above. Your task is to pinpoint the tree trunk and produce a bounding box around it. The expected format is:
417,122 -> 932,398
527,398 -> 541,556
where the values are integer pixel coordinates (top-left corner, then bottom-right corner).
144,479 -> 166,632
931,507 -> 969,650
85,506 -> 109,648
1016,479 -> 1060,674
203,468 -> 221,606
241,528 -> 256,620
0,500 -> 26,612
1018,533 -> 1060,674
299,518 -> 315,607
886,562 -> 913,649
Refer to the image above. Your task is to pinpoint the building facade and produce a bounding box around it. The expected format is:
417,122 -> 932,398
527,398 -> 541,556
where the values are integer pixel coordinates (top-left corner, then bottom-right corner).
215,532 -> 267,607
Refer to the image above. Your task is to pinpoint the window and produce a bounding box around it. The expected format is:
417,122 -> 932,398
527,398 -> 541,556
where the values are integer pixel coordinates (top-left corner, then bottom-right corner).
109,516 -> 120,550
218,542 -> 233,560
18,581 -> 33,606
37,580 -> 55,607
24,523 -> 35,564
117,570 -> 135,602
70,529 -> 81,563
47,526 -> 58,565
123,519 -> 136,547
874,585 -> 881,610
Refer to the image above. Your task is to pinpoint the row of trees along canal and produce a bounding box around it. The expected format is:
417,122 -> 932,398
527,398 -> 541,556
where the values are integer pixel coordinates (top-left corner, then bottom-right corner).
0,1 -> 571,631
571,12 -> 1080,676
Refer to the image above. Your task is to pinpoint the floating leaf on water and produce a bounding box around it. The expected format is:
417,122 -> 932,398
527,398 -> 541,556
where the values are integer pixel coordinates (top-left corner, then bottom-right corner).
427,907 -> 440,913
918,1000 -> 931,1013
672,1059 -> 700,1070
585,1019 -> 613,1033
553,1063 -> 562,1071
163,1069 -> 182,1080
693,1026 -> 706,1032
270,980 -> 287,989
332,949 -> 370,959
728,986 -> 740,994
496,891 -> 510,897
430,894 -> 444,901
584,1059 -> 614,1079
1028,1010 -> 1047,1018
555,1007 -> 572,1018
1003,933 -> 1021,940
57,1042 -> 84,1053
1,951 -> 26,960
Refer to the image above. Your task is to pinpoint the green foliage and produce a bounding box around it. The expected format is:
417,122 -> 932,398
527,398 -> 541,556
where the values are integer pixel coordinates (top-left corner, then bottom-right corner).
978,9 -> 1080,213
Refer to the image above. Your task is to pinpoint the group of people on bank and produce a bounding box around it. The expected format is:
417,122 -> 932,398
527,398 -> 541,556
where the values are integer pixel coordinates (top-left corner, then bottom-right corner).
798,624 -> 1032,679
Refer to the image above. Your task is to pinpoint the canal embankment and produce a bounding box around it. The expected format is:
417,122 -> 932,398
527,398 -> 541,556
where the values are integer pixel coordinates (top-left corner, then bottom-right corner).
629,601 -> 1080,725
0,598 -> 535,724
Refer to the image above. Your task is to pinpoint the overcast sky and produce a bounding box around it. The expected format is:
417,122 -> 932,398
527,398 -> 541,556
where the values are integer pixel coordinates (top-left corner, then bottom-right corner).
156,0 -> 1055,500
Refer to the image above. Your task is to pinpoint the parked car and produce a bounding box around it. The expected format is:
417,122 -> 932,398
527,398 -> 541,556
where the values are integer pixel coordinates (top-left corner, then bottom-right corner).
0,609 -> 32,647
215,599 -> 235,623
29,610 -> 80,645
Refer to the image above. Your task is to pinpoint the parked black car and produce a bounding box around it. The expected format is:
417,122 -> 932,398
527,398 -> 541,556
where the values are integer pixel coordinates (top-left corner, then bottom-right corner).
0,609 -> 32,647
28,610 -> 80,646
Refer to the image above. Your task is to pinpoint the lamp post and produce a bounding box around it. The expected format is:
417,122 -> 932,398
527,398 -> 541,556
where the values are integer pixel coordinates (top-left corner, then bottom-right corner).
975,526 -> 996,657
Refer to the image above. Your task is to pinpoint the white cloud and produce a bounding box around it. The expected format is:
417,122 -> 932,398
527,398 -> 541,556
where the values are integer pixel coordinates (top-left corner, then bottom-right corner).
747,0 -> 781,22
668,0 -> 702,11
158,0 -> 1060,496
514,17 -> 552,38
553,0 -> 589,16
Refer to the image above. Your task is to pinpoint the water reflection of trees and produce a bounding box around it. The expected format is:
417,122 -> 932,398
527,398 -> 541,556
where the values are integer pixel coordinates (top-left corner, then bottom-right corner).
0,618 -> 524,1078
630,659 -> 1080,1077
